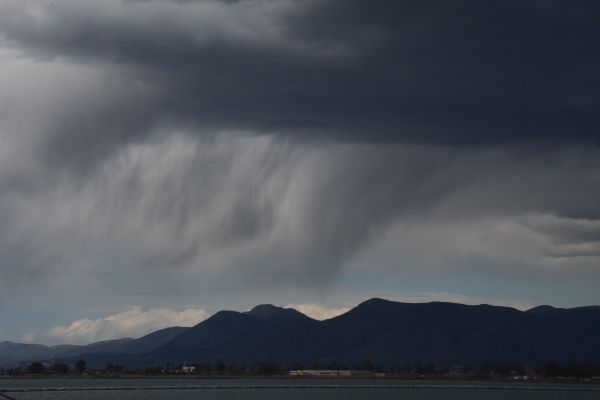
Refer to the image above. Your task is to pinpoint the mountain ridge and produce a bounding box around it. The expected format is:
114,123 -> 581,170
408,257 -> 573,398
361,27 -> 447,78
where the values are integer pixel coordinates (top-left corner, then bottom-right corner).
5,300 -> 600,369
97,299 -> 600,368
243,304 -> 314,322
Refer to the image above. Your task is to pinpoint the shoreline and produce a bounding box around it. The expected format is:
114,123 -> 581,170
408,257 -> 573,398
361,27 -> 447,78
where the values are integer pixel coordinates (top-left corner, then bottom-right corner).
2,374 -> 599,385
1,384 -> 600,392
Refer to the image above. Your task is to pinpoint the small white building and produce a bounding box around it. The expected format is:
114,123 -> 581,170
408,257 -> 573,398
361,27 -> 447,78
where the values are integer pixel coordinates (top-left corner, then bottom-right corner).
181,363 -> 195,373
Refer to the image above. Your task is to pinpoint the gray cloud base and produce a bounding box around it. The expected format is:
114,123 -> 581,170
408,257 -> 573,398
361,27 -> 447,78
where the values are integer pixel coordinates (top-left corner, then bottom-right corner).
0,1 -> 599,306
1,133 -> 599,291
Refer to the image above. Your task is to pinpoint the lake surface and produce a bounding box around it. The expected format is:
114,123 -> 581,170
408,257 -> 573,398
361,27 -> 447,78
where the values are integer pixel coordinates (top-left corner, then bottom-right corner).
1,379 -> 598,400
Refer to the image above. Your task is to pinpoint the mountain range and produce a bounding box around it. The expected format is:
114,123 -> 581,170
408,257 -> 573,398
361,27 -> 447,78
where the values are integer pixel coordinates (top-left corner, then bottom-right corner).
2,299 -> 599,369
0,327 -> 188,366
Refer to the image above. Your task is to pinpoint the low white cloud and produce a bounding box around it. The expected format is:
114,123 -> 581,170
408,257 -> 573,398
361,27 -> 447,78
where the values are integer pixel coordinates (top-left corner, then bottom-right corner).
286,304 -> 350,320
46,307 -> 209,344
21,332 -> 36,343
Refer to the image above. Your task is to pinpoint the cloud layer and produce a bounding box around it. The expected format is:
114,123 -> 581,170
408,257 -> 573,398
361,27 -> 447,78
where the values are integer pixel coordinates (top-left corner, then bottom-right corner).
46,307 -> 209,344
1,1 -> 598,286
0,0 -> 598,159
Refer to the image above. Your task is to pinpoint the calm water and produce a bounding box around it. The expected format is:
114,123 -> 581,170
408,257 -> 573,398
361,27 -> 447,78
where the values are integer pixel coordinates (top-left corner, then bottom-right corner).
1,379 -> 598,400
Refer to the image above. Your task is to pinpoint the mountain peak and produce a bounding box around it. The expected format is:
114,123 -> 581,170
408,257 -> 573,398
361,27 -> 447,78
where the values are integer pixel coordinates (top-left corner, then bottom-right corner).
243,304 -> 313,322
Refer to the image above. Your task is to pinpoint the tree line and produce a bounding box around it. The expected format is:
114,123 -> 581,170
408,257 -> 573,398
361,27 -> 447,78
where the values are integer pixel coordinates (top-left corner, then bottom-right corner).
143,360 -> 278,375
2,359 -> 600,378
0,360 -> 115,376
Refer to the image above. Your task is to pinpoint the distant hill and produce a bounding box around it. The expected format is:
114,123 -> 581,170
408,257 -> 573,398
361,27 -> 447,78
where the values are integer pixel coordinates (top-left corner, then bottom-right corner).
0,327 -> 189,365
54,338 -> 135,359
55,327 -> 190,358
0,343 -> 82,364
8,300 -> 600,369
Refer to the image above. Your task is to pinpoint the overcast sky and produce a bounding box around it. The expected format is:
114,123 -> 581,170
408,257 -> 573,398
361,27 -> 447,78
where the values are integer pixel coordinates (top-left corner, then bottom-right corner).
1,0 -> 599,345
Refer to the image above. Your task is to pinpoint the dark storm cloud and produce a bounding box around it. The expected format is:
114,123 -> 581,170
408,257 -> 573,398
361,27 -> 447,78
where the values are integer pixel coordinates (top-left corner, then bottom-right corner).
0,0 -> 599,292
0,0 -> 598,169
